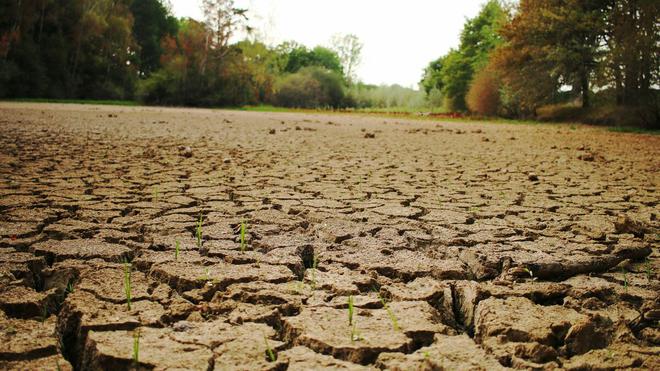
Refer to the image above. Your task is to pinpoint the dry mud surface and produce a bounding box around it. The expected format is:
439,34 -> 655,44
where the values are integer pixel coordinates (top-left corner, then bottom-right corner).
0,102 -> 658,370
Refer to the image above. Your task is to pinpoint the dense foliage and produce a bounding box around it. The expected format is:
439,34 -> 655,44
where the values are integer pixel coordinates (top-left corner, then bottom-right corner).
2,0 -> 657,126
422,0 -> 659,127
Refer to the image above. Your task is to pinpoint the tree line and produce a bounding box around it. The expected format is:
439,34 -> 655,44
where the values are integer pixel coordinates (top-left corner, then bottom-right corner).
0,0 -> 382,108
421,0 -> 659,128
1,0 -> 657,127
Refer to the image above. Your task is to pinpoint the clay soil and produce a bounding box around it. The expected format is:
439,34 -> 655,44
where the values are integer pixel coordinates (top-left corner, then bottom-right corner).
0,102 -> 658,370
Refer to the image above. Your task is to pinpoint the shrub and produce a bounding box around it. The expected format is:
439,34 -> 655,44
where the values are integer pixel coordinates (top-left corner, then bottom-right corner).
274,67 -> 345,108
466,68 -> 501,116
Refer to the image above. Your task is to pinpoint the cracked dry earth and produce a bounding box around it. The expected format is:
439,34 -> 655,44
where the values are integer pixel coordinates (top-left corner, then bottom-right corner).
0,102 -> 658,371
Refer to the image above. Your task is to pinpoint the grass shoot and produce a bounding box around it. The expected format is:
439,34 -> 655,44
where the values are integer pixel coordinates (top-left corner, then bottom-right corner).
123,259 -> 132,310
196,213 -> 204,248
310,254 -> 319,290
132,329 -> 140,367
264,335 -> 276,362
378,293 -> 400,331
348,295 -> 354,326
240,219 -> 248,252
175,239 -> 180,261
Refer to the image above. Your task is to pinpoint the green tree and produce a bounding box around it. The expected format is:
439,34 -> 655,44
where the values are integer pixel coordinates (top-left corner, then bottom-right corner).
331,33 -> 362,83
281,43 -> 343,75
130,0 -> 178,75
422,0 -> 507,111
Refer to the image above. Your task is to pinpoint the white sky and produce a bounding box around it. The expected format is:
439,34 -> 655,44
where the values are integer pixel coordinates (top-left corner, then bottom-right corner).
169,0 -> 486,89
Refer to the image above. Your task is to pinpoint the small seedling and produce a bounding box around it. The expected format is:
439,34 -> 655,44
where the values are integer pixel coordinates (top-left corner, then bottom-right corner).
422,350 -> 431,359
348,295 -> 354,326
264,335 -> 276,362
240,219 -> 248,252
350,322 -> 361,342
310,254 -> 319,290
175,239 -> 180,261
196,214 -> 204,248
40,306 -> 48,323
66,281 -> 75,294
123,259 -> 132,310
378,293 -> 400,331
132,329 -> 140,367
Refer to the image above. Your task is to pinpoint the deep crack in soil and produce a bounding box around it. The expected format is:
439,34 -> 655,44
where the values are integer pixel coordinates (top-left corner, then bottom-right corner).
0,102 -> 658,370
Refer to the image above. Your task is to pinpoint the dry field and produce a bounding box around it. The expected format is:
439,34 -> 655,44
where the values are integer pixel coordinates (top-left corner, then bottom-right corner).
0,102 -> 658,370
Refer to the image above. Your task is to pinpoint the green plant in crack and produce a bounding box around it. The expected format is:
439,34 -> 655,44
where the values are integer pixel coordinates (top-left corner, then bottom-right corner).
240,219 -> 248,252
644,258 -> 653,281
310,254 -> 320,290
151,186 -> 160,201
123,259 -> 132,310
175,239 -> 180,261
377,293 -> 400,331
132,329 -> 140,367
264,335 -> 276,362
196,214 -> 204,248
348,295 -> 354,326
66,281 -> 75,294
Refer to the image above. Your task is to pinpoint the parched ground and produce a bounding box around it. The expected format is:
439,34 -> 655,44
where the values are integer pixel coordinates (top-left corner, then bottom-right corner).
0,102 -> 658,370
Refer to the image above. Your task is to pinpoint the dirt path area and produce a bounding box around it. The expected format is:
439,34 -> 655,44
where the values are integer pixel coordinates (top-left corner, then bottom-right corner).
0,102 -> 658,370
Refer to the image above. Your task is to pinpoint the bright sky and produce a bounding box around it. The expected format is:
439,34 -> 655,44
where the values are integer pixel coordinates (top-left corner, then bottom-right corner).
169,0 -> 486,89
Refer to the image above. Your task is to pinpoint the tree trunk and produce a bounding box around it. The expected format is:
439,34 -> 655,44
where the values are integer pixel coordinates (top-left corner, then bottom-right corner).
581,71 -> 590,109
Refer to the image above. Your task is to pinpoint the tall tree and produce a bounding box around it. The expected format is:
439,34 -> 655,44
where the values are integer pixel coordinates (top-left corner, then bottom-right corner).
331,33 -> 362,83
130,0 -> 178,76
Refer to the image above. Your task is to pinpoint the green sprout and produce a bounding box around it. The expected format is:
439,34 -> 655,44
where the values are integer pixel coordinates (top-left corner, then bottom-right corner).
123,259 -> 132,310
310,254 -> 319,290
175,239 -> 180,261
132,329 -> 140,367
196,214 -> 204,248
422,350 -> 431,359
66,281 -> 75,294
264,335 -> 276,362
348,295 -> 354,326
240,219 -> 248,252
378,293 -> 400,331
350,322 -> 361,342
40,306 -> 48,323
645,258 -> 653,281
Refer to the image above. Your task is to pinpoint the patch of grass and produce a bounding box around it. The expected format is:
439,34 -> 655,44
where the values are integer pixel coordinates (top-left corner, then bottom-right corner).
196,214 -> 204,248
175,239 -> 180,261
8,98 -> 138,106
132,329 -> 140,367
123,259 -> 132,310
240,219 -> 248,252
264,335 -> 276,362
377,293 -> 400,331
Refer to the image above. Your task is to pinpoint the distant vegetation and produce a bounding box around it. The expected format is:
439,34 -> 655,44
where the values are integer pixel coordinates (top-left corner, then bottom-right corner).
421,0 -> 659,128
1,0 -> 657,127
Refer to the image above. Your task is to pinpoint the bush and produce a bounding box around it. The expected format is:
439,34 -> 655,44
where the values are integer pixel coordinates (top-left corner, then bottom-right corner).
466,68 -> 501,116
536,100 -> 659,129
274,67 -> 345,108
